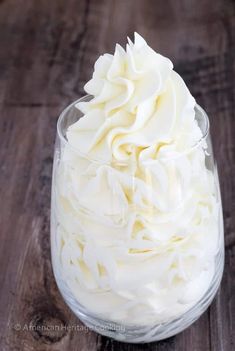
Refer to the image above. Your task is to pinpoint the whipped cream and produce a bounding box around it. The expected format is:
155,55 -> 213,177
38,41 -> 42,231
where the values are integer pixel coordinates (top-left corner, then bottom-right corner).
52,33 -> 220,325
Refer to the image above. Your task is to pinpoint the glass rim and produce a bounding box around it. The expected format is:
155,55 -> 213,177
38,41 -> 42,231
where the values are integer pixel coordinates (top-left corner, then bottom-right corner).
57,95 -> 210,164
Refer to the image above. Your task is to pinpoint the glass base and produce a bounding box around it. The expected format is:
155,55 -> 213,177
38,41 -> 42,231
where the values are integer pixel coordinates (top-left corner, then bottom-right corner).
53,247 -> 224,343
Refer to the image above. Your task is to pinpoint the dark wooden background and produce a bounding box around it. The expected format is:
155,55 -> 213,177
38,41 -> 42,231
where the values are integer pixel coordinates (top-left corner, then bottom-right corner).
0,0 -> 234,350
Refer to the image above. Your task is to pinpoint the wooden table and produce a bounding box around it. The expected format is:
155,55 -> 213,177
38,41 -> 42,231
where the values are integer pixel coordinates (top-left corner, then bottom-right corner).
0,1 -> 234,350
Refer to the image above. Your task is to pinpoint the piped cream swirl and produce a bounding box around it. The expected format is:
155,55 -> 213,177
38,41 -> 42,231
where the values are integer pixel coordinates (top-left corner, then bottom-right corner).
67,33 -> 202,163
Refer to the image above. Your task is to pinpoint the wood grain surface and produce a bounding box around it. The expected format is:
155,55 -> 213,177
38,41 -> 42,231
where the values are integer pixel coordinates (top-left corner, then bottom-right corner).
0,0 -> 234,350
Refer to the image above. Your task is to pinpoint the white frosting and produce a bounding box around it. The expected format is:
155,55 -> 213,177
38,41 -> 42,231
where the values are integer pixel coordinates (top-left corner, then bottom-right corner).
52,33 -> 219,325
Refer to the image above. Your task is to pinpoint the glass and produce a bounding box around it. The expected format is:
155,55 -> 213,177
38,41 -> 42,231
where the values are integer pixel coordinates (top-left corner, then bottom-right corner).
51,96 -> 224,343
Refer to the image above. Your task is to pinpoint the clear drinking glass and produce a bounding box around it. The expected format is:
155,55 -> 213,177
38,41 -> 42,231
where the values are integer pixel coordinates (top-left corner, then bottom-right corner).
51,96 -> 224,343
